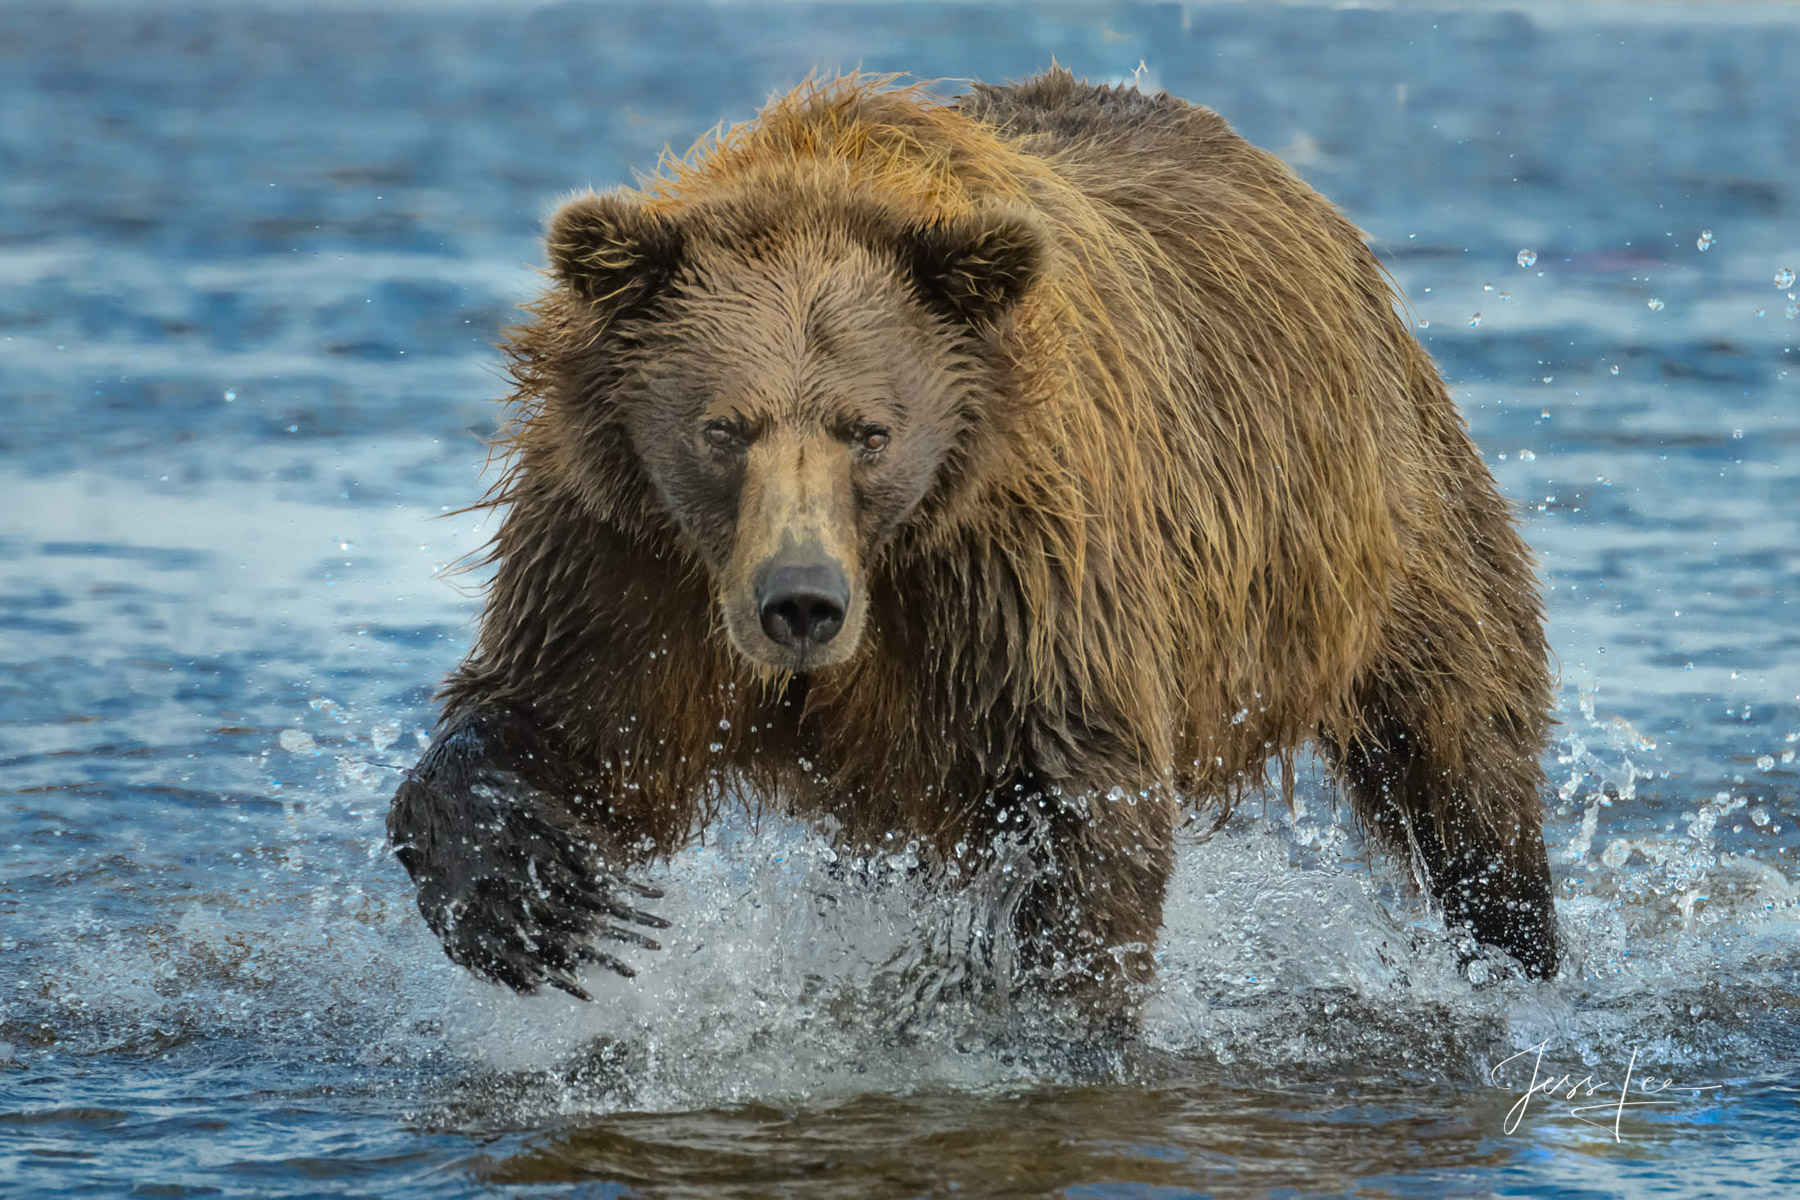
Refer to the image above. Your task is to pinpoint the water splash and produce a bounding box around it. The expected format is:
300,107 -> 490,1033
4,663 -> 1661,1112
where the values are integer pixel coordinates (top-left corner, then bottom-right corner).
9,680 -> 1798,1150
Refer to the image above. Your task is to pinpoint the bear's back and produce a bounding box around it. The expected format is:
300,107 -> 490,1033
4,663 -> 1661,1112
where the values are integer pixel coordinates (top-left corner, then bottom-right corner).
959,71 -> 1200,139
954,70 -> 1248,176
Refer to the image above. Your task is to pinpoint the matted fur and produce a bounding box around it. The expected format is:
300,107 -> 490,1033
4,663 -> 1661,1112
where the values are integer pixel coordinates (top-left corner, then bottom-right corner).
401,70 -> 1558,999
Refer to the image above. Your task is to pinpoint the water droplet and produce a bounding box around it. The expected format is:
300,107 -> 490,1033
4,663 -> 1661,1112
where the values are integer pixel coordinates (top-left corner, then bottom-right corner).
371,720 -> 401,754
223,390 -> 237,402
1483,283 -> 1494,292
1732,429 -> 1744,439
718,718 -> 731,732
1610,364 -> 1621,375
1541,375 -> 1554,384
1517,249 -> 1537,268
1751,807 -> 1771,827
1696,229 -> 1714,251
1754,307 -> 1766,318
278,730 -> 316,754
1647,297 -> 1665,311
1775,267 -> 1796,289
1416,319 -> 1430,329
1231,707 -> 1249,725
1756,755 -> 1775,771
1688,807 -> 1719,840
1786,299 -> 1799,320
707,741 -> 723,753
1468,313 -> 1483,327
1518,448 -> 1536,461
1601,839 -> 1630,868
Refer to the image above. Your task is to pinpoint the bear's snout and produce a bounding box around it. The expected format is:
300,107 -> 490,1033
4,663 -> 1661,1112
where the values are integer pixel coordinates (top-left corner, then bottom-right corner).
716,430 -> 868,671
755,560 -> 849,649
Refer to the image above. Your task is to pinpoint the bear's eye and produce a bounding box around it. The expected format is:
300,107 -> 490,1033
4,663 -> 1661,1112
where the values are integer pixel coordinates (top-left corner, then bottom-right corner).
702,418 -> 741,451
858,425 -> 891,454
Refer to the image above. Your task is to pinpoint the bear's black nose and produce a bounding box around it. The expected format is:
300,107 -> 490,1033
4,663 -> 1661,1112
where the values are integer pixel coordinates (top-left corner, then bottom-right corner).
756,563 -> 849,648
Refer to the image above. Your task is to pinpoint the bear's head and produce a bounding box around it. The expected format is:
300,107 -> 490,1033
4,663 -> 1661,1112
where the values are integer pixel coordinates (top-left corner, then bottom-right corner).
544,188 -> 1043,674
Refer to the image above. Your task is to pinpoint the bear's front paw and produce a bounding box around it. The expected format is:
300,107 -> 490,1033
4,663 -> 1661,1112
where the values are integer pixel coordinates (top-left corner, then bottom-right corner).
388,714 -> 668,999
427,782 -> 668,1000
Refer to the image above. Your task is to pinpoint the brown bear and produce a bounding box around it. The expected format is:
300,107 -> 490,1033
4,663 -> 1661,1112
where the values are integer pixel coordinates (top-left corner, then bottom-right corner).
388,70 -> 1560,1014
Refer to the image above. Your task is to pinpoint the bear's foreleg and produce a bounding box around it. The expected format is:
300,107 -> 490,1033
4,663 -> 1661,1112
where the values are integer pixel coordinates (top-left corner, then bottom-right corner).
387,703 -> 669,998
1329,688 -> 1560,979
990,773 -> 1176,1018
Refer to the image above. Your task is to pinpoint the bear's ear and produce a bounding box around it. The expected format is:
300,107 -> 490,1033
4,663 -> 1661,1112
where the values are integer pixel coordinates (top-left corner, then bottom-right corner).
546,193 -> 684,312
903,207 -> 1044,328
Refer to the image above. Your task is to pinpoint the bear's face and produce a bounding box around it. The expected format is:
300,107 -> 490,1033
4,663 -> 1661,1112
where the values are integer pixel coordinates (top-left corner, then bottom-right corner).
546,191 -> 1040,673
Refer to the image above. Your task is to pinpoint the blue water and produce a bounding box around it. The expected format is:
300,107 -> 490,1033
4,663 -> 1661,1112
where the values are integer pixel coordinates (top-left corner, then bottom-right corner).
2,2 -> 1797,1196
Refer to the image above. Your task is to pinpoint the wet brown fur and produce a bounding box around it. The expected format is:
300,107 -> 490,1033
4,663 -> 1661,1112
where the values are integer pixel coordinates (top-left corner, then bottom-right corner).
432,70 -> 1558,993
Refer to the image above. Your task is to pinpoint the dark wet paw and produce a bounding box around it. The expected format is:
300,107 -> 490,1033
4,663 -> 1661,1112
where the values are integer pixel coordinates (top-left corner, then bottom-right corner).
388,709 -> 669,999
435,796 -> 670,999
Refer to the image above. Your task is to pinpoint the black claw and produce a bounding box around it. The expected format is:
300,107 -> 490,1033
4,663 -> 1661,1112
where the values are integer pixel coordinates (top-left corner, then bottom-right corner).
577,944 -> 637,978
488,956 -> 536,994
603,925 -> 664,951
604,900 -> 671,930
553,887 -> 618,917
547,974 -> 593,1001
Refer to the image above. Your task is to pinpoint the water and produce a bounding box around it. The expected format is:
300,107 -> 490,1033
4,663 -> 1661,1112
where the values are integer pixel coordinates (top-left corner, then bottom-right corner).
3,2 -> 1797,1196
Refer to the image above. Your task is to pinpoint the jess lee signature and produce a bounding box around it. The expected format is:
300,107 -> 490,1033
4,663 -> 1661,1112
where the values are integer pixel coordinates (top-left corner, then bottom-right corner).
1489,1041 -> 1722,1141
